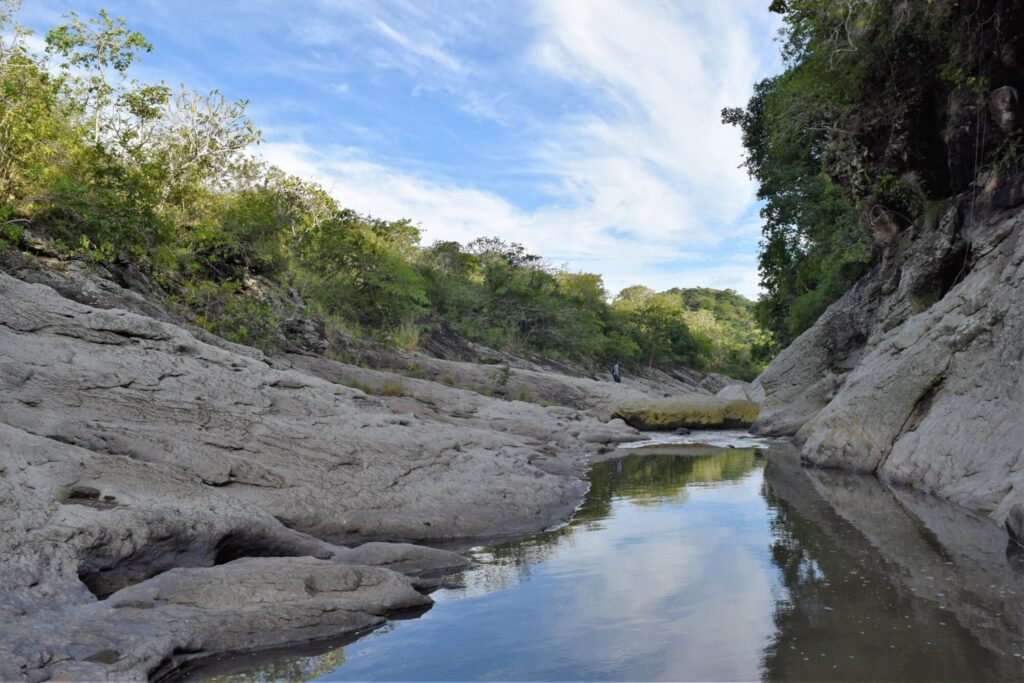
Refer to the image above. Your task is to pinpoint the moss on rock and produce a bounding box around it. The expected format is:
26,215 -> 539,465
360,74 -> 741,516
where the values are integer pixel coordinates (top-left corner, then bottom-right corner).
611,396 -> 760,430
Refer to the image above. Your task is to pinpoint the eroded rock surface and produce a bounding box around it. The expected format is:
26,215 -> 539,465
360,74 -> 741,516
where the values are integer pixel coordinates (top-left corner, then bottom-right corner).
752,172 -> 1024,529
0,269 -> 660,681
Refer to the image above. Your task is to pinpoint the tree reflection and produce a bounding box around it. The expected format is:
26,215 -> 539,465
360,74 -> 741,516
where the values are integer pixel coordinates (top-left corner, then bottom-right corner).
202,647 -> 346,683
460,449 -> 762,594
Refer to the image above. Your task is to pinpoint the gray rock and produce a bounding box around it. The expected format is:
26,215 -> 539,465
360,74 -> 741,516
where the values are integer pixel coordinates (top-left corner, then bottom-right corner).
752,175 -> 1024,534
990,85 -> 1020,135
1007,504 -> 1024,548
0,269 -> 645,680
715,383 -> 753,401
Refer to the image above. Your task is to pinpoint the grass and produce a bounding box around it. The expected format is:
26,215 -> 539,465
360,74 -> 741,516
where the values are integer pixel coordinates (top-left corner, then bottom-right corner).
391,322 -> 421,352
512,384 -> 533,403
342,377 -> 408,397
611,396 -> 760,430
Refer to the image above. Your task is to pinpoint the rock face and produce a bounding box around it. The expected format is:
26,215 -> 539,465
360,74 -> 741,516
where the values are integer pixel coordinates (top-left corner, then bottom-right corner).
752,171 -> 1024,529
0,268 -> 654,681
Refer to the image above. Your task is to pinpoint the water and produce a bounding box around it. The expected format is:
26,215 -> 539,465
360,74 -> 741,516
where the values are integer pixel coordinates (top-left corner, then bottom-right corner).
206,438 -> 1024,682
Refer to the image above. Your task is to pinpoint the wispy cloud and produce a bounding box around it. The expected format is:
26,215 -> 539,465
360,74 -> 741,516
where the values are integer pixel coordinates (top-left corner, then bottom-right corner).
373,19 -> 463,73
21,0 -> 782,298
258,0 -> 781,297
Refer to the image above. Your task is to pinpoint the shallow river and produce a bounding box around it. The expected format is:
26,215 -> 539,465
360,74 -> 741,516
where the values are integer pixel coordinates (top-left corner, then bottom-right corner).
208,435 -> 1024,681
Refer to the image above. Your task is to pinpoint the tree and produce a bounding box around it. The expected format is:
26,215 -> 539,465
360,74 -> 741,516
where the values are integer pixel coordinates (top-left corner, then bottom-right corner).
151,88 -> 260,213
45,9 -> 159,147
466,236 -> 540,267
298,211 -> 427,329
0,2 -> 69,209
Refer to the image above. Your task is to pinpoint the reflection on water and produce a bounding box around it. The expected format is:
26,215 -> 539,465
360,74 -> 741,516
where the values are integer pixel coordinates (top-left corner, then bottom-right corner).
205,649 -> 346,683
210,442 -> 1024,682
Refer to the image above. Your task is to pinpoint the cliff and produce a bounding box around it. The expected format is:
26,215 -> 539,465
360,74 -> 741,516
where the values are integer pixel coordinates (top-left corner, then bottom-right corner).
753,170 -> 1024,540
739,0 -> 1024,544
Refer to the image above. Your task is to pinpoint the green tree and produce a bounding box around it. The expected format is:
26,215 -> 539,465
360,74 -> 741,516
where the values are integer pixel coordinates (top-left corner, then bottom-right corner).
299,210 -> 428,329
45,9 -> 158,147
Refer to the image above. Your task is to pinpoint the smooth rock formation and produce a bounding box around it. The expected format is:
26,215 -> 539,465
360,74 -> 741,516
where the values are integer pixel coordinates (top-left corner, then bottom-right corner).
0,267 -> 657,681
340,346 -> 742,419
752,171 -> 1024,529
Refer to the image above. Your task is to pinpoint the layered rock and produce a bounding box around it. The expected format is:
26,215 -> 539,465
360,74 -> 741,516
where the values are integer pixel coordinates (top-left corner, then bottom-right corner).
0,269 -> 649,681
753,171 -> 1024,529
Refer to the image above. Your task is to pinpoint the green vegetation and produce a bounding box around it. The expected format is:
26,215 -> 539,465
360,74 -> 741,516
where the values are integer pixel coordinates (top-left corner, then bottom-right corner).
1,3 -> 769,380
724,0 -> 1023,347
610,396 -> 760,430
493,364 -> 512,387
339,376 -> 408,397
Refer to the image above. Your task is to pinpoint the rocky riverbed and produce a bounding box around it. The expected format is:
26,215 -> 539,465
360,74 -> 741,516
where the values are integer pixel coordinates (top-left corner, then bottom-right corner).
0,260 -> 742,681
6,177 -> 1024,681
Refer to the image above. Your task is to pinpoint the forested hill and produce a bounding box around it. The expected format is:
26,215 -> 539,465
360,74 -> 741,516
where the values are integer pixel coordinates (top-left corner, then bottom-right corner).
0,5 -> 770,381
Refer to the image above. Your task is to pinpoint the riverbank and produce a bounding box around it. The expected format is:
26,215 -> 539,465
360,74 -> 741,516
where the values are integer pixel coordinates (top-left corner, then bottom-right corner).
184,442 -> 1024,681
4,247 -> 1022,681
0,257 -> 741,681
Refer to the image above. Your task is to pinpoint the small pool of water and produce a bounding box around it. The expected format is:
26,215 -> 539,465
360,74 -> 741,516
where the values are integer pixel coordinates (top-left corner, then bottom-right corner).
210,438 -> 1024,682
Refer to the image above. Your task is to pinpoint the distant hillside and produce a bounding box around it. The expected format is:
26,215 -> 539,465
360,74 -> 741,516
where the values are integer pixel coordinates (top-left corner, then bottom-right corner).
613,286 -> 770,381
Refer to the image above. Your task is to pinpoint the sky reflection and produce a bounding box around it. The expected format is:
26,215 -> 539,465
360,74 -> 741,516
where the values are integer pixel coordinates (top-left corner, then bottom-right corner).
208,446 -> 1024,682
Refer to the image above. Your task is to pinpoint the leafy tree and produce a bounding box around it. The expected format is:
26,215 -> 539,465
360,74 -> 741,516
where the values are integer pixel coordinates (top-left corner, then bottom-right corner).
466,236 -> 540,267
298,210 -> 428,329
45,9 -> 158,147
725,0 -> 1018,347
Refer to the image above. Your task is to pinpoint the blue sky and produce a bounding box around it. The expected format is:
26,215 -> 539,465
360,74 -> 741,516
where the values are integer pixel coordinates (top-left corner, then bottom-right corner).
20,1 -> 783,298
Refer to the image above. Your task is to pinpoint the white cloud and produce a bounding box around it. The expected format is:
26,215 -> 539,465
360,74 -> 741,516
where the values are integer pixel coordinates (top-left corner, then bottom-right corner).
256,0 -> 782,299
373,19 -> 463,73
530,1 -> 769,236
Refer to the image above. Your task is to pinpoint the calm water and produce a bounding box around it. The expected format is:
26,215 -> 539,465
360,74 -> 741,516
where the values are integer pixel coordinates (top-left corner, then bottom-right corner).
206,439 -> 1024,682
